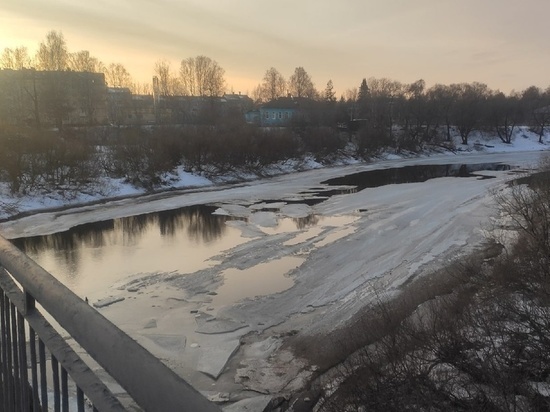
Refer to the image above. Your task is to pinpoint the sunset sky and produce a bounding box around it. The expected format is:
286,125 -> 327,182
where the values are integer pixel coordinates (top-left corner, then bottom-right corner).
1,0 -> 549,96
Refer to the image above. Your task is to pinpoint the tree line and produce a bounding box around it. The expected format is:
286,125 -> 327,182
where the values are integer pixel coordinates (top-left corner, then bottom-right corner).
0,123 -> 335,199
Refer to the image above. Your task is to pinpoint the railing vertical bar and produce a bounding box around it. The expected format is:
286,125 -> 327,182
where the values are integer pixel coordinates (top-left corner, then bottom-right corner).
0,291 -> 8,412
77,387 -> 85,412
17,311 -> 29,411
29,328 -> 41,412
52,355 -> 60,412
39,339 -> 48,411
10,302 -> 21,411
4,295 -> 14,411
61,368 -> 68,412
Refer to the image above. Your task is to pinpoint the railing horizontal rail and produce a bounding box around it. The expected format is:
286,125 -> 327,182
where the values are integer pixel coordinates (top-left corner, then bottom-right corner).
0,234 -> 220,412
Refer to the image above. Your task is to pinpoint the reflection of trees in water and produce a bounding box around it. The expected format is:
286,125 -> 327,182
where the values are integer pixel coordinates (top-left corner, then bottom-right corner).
184,206 -> 228,244
293,214 -> 319,230
12,220 -> 118,278
158,205 -> 226,243
11,204 -> 230,280
116,214 -> 152,247
116,206 -> 228,245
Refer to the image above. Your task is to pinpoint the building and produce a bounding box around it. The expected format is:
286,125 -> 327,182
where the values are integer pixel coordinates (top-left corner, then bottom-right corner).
0,69 -> 254,128
107,88 -> 156,125
259,96 -> 297,127
246,96 -> 323,127
0,69 -> 108,128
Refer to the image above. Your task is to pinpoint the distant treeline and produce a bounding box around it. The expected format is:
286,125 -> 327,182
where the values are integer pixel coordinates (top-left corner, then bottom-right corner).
0,124 -> 345,196
1,79 -> 549,197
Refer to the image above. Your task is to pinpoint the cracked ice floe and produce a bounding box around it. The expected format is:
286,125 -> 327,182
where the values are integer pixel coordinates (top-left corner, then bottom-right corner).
197,339 -> 241,379
213,204 -> 250,218
141,334 -> 186,352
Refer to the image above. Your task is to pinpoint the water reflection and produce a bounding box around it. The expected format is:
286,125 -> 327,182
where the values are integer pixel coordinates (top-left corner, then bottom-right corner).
293,215 -> 320,230
11,205 -> 236,296
14,206 -> 227,253
210,256 -> 303,310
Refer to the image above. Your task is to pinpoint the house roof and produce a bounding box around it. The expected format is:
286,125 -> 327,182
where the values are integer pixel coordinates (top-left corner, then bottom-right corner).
261,96 -> 320,110
261,97 -> 297,109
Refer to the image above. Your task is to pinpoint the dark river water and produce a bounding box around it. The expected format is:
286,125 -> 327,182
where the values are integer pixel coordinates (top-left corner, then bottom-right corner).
11,163 -> 511,300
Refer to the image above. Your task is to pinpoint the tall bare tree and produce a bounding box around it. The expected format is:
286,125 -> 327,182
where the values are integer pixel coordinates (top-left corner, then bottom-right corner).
366,77 -> 404,136
289,67 -> 316,98
426,84 -> 458,141
154,59 -> 181,96
260,67 -> 286,101
451,82 -> 490,145
36,30 -> 68,71
179,55 -> 225,96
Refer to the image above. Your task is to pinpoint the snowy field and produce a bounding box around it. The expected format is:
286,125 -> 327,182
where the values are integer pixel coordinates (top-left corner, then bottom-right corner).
0,128 -> 549,402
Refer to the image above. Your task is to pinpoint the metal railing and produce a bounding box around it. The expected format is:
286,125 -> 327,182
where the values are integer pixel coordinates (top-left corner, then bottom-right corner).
0,235 -> 220,411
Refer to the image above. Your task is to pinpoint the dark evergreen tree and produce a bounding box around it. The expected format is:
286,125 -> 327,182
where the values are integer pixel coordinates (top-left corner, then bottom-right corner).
324,80 -> 336,103
357,78 -> 370,118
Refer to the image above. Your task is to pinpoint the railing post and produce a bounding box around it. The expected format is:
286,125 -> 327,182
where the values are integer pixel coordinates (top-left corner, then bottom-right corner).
24,290 -> 35,316
0,291 -> 8,412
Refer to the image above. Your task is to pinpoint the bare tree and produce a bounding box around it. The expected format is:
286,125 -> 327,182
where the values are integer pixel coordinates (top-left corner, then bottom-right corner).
343,88 -> 358,102
0,47 -> 31,69
36,30 -> 68,71
487,92 -> 522,144
289,67 -> 316,98
451,82 -> 489,145
179,56 -> 225,96
260,67 -> 286,101
367,77 -> 405,138
132,82 -> 152,95
251,83 -> 263,103
426,84 -> 458,141
104,63 -> 133,88
154,59 -> 181,96
68,50 -> 104,72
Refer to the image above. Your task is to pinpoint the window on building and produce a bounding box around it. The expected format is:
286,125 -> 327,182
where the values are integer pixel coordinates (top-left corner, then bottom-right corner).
265,112 -> 269,119
278,112 -> 282,119
272,112 -> 276,119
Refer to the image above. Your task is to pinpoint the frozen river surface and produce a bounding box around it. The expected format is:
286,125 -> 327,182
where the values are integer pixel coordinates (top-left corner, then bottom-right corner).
0,150 -> 546,398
